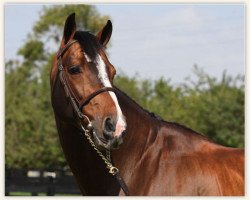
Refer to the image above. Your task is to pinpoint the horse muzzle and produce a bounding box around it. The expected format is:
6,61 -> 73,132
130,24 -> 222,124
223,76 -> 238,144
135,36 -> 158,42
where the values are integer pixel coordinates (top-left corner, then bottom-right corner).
92,129 -> 126,150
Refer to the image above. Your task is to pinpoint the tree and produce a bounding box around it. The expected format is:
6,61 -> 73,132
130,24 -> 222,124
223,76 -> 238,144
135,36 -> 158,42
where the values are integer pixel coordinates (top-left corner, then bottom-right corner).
5,5 -> 244,169
180,67 -> 244,147
5,5 -> 109,169
115,66 -> 244,148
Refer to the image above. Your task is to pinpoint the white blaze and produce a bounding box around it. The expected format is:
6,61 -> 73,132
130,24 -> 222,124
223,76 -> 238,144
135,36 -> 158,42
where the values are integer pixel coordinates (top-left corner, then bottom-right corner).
85,53 -> 126,137
84,53 -> 91,62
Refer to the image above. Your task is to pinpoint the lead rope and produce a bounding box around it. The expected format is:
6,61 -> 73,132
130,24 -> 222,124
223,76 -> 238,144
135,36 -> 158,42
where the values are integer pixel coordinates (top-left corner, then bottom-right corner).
79,123 -> 130,196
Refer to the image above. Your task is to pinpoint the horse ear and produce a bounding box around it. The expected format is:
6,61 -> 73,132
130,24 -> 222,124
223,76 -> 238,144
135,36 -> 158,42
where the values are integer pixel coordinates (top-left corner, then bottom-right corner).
96,20 -> 112,47
61,13 -> 76,46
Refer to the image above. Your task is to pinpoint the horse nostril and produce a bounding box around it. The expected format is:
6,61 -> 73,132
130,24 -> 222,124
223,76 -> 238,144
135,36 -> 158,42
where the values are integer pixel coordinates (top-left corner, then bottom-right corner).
103,117 -> 115,139
105,117 -> 115,132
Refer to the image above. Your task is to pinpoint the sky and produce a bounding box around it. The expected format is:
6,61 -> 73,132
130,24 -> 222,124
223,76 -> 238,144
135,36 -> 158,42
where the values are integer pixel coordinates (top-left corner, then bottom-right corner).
4,4 -> 245,85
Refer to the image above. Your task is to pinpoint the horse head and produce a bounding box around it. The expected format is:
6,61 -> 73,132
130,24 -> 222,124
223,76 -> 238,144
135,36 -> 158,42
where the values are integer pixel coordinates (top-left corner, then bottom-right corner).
51,13 -> 127,150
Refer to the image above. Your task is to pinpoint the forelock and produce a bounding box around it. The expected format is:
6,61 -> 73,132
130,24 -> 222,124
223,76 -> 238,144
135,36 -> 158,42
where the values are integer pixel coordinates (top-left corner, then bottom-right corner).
73,31 -> 102,61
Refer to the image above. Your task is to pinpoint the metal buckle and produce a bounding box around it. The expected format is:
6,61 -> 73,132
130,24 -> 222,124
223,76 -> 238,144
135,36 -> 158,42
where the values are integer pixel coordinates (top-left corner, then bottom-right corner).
109,166 -> 119,175
58,64 -> 63,71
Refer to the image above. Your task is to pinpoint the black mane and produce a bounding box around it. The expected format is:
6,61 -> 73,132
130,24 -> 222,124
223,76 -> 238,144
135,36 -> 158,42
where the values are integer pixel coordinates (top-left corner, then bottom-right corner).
114,86 -> 211,140
73,31 -> 101,61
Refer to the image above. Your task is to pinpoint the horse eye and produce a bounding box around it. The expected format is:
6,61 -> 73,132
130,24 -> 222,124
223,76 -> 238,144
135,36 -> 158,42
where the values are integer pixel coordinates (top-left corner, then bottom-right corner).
68,66 -> 81,75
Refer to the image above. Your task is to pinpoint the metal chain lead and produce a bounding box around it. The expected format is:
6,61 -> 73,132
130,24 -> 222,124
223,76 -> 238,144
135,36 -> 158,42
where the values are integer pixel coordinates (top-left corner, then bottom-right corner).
80,124 -> 119,176
80,125 -> 130,195
106,149 -> 111,162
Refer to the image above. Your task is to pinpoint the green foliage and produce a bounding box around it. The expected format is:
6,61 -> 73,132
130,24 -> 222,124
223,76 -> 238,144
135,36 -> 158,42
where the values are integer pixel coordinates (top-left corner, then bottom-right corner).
5,5 -> 109,169
18,40 -> 45,61
115,66 -> 244,148
33,5 -> 109,43
5,5 -> 244,170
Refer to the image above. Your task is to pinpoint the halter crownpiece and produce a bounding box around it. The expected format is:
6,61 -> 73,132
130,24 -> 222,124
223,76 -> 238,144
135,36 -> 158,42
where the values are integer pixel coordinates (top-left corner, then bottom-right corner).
56,40 -> 129,196
57,40 -> 78,58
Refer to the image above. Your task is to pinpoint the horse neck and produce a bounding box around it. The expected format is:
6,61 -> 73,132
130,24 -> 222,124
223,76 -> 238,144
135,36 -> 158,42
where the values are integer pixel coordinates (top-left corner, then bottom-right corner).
55,115 -> 121,195
112,88 -> 159,170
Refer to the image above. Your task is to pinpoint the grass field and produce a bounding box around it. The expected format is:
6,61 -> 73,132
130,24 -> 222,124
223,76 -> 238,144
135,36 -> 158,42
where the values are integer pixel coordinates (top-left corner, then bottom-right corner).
8,192 -> 81,196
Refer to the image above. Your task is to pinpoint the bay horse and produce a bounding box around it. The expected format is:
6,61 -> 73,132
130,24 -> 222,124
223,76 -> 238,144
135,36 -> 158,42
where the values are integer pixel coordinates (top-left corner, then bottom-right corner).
50,13 -> 244,196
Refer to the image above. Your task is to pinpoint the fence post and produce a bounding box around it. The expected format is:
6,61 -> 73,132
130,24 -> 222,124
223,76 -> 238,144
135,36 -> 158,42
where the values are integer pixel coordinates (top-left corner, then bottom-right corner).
47,176 -> 55,196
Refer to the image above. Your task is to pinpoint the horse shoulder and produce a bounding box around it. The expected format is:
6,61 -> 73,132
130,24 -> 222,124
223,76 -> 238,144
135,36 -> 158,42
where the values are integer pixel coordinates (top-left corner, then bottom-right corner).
146,126 -> 244,196
126,123 -> 244,196
129,126 -> 201,195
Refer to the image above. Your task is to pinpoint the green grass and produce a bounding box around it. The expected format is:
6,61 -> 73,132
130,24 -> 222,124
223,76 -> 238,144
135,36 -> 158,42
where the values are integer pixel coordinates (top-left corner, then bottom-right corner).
55,193 -> 81,196
9,192 -> 31,196
8,191 -> 81,196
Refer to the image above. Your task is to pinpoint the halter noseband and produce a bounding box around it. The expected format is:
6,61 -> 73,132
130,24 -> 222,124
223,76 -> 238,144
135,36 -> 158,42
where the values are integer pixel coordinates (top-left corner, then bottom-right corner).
57,40 -> 116,119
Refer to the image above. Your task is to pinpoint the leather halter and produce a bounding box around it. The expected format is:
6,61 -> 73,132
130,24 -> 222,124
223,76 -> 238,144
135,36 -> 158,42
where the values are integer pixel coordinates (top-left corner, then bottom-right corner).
57,40 -> 116,119
56,40 -> 130,196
